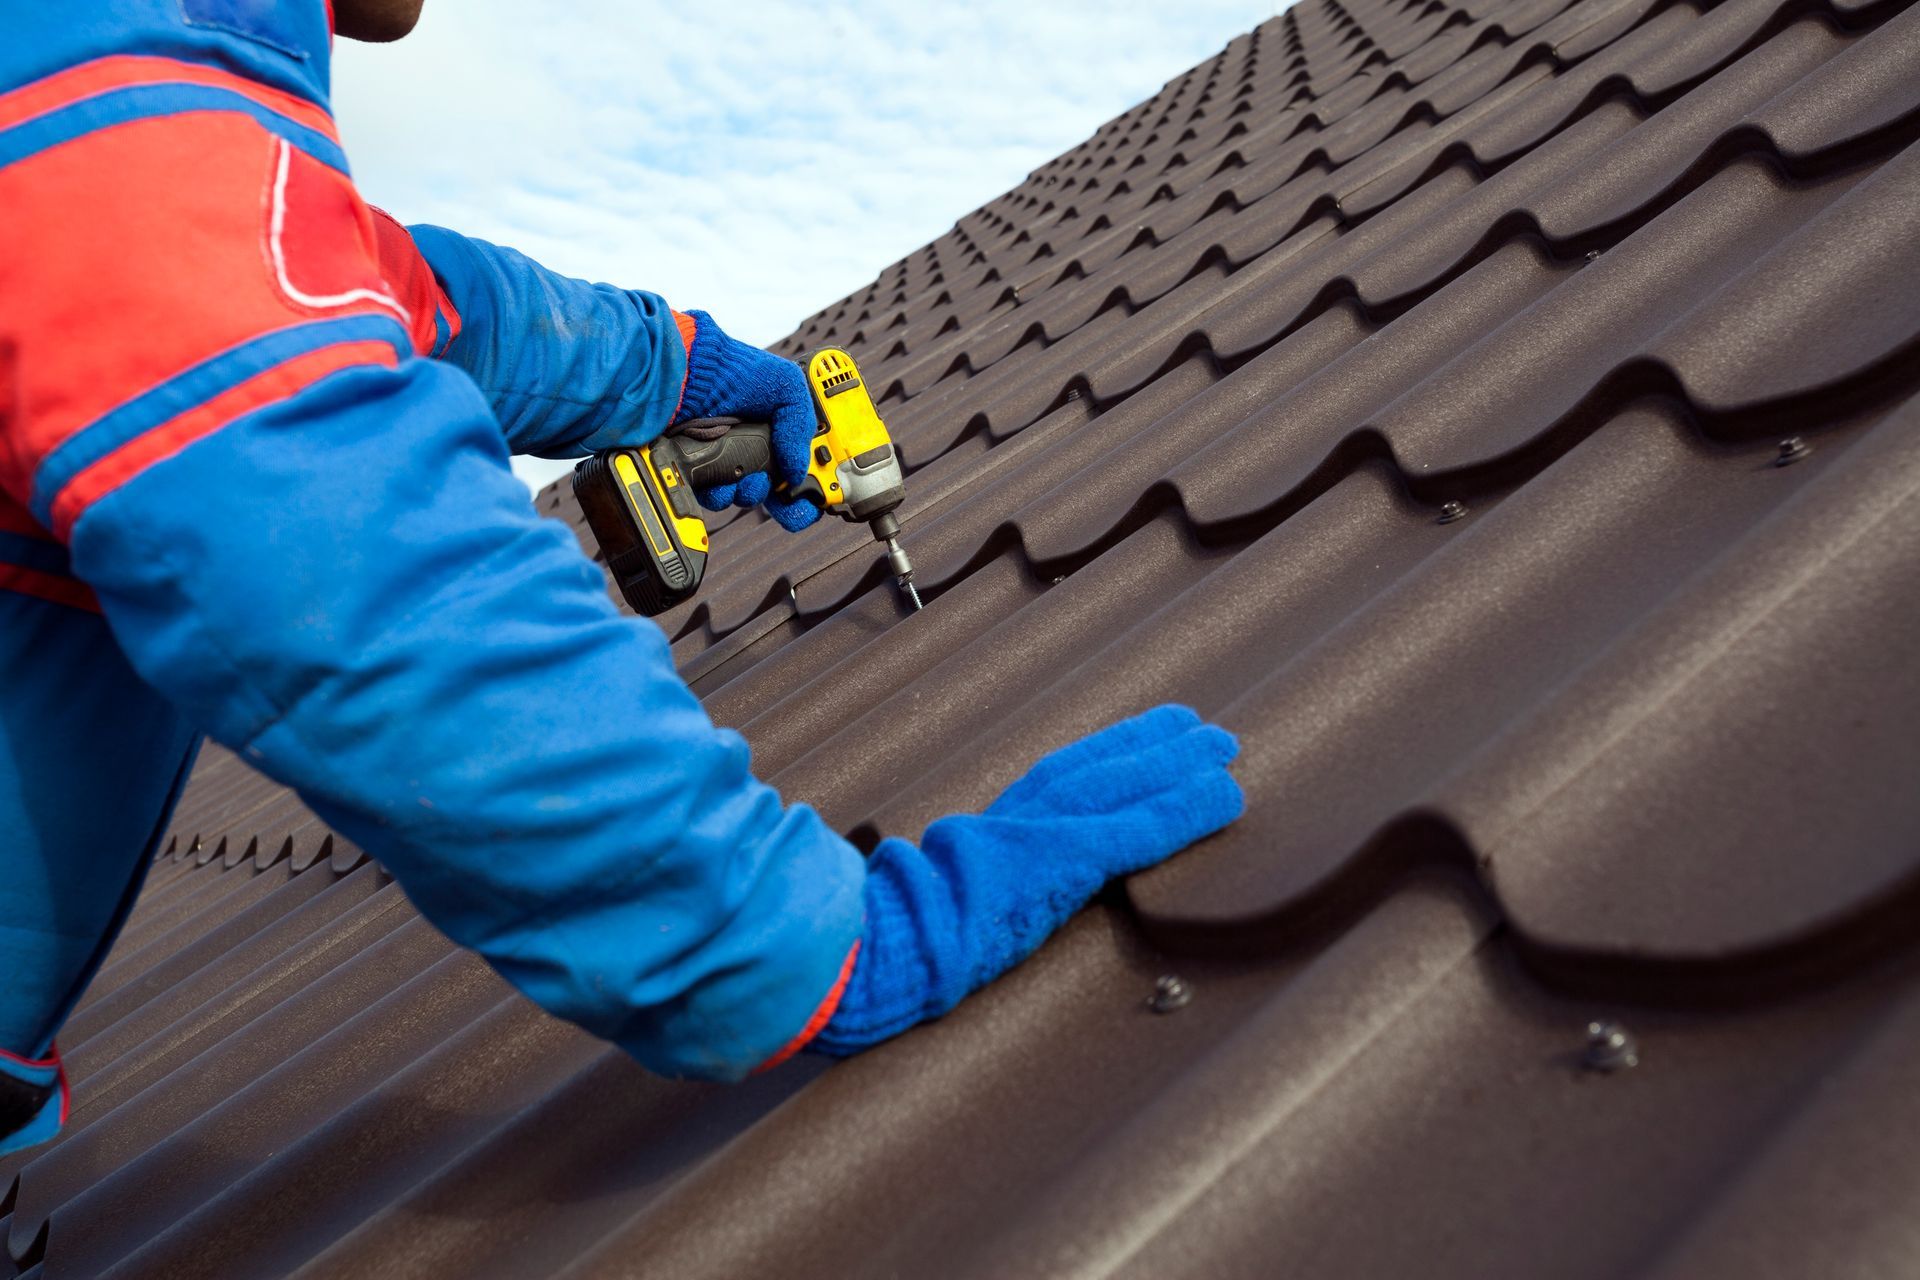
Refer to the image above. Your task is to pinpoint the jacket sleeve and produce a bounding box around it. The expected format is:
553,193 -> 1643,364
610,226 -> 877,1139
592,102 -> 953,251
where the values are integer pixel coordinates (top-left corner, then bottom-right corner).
3,81 -> 861,1081
396,222 -> 694,460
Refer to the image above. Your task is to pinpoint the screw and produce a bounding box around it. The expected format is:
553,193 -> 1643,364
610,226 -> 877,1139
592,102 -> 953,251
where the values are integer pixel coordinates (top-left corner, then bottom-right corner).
1775,437 -> 1811,467
1148,975 -> 1192,1014
1437,500 -> 1468,524
1583,1019 -> 1639,1073
1583,249 -> 1600,264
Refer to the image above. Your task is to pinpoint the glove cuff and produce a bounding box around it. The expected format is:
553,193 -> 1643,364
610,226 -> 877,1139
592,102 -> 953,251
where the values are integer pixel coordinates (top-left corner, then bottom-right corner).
674,309 -> 735,425
752,940 -> 861,1073
811,838 -> 967,1055
669,309 -> 698,421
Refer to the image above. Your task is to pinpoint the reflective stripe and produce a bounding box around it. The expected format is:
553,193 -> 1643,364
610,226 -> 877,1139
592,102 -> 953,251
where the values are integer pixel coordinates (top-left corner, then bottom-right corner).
268,141 -> 404,319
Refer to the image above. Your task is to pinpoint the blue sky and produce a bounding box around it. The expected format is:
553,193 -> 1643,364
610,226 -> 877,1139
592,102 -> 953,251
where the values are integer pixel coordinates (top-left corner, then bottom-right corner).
333,2 -> 1281,490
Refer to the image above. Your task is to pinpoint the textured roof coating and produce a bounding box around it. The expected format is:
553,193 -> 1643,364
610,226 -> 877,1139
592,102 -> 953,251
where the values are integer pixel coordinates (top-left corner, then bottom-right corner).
8,0 -> 1920,1273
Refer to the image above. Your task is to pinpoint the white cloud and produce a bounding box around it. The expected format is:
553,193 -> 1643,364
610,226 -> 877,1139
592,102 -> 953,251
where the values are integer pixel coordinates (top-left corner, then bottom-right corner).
332,1 -> 1281,490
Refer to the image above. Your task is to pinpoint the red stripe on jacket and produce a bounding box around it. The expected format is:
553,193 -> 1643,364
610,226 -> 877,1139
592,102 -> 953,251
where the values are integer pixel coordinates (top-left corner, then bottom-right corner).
0,494 -> 52,541
1,107 -> 404,526
0,1043 -> 70,1126
51,338 -> 399,539
369,208 -> 463,356
0,429 -> 98,613
0,54 -> 338,139
0,563 -> 99,614
753,940 -> 861,1073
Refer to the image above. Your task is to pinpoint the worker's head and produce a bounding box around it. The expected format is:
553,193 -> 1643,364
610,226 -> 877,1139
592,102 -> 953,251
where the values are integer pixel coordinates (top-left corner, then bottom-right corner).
334,0 -> 426,42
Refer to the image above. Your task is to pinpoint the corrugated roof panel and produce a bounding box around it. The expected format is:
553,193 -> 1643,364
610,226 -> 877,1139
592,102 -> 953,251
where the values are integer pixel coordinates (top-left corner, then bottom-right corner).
7,0 -> 1920,1273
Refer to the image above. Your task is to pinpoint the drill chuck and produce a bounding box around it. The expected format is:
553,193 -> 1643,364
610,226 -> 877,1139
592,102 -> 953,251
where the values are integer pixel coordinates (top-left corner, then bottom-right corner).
883,538 -> 914,582
869,510 -> 922,610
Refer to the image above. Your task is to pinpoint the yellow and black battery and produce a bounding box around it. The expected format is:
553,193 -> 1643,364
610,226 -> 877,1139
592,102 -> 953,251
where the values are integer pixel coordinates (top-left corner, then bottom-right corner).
573,424 -> 753,616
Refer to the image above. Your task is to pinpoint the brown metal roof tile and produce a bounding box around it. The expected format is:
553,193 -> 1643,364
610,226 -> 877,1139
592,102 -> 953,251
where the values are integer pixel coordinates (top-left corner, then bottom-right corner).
14,0 -> 1920,1273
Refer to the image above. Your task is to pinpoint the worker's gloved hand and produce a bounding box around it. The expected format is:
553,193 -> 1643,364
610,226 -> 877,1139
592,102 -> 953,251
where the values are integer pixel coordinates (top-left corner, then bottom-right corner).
674,310 -> 821,532
810,705 -> 1244,1054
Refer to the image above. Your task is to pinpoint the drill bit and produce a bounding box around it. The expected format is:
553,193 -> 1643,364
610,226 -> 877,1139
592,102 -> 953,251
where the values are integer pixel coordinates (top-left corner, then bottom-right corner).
884,533 -> 922,611
871,513 -> 924,612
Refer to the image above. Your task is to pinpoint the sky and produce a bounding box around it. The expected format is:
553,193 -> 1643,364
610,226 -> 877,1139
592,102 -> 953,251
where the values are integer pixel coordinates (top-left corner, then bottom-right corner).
333,1 -> 1281,491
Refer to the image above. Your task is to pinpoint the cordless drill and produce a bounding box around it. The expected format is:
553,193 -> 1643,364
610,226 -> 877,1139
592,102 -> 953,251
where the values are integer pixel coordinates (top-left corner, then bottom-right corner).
572,347 -> 922,617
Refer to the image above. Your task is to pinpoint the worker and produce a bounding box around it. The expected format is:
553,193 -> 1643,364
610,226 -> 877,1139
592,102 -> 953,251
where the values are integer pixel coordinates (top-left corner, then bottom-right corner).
0,0 -> 1244,1156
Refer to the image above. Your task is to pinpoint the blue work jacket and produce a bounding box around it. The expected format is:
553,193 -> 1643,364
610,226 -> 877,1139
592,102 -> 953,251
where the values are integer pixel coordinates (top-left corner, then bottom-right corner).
0,0 -> 863,1156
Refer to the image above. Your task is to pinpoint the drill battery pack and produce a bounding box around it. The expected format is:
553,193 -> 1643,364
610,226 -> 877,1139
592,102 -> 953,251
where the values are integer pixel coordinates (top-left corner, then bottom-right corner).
572,446 -> 711,617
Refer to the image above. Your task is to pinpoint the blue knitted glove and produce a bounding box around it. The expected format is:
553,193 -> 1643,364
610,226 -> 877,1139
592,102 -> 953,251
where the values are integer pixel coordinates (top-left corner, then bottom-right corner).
811,705 -> 1244,1053
675,310 -> 821,532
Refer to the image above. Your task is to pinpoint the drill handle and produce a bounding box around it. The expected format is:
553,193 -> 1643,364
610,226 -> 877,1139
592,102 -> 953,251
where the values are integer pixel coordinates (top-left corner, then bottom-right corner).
660,419 -> 832,509
660,419 -> 773,490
